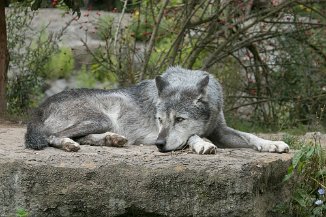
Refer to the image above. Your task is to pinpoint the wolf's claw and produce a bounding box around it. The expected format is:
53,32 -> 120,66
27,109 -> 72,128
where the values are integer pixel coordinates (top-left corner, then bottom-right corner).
254,141 -> 289,153
62,139 -> 80,152
193,141 -> 217,155
105,133 -> 128,147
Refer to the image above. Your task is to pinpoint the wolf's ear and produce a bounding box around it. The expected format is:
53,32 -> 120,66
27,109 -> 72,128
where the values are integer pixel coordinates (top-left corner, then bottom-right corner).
155,76 -> 169,96
194,75 -> 209,103
196,75 -> 209,96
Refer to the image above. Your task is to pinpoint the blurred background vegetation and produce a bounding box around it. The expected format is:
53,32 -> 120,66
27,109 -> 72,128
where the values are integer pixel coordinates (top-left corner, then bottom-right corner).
4,0 -> 326,133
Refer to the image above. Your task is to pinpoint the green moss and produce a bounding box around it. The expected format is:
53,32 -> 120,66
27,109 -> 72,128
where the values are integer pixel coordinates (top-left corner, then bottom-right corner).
16,208 -> 28,217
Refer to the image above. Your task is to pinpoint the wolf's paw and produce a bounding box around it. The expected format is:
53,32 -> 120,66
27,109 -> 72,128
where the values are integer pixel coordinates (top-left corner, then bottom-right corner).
105,133 -> 128,147
62,138 -> 80,152
192,141 -> 217,155
255,141 -> 290,153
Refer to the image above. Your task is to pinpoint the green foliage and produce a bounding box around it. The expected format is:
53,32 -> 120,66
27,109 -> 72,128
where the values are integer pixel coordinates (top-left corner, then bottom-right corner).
283,134 -> 304,150
6,0 -> 325,130
129,9 -> 172,42
96,15 -> 115,40
43,47 -> 74,80
16,208 -> 28,217
283,125 -> 312,136
76,65 -> 97,88
85,1 -> 325,133
7,75 -> 44,116
268,32 -> 326,129
23,0 -> 81,16
90,62 -> 117,83
226,116 -> 274,134
62,0 -> 81,16
6,3 -> 66,116
278,134 -> 326,217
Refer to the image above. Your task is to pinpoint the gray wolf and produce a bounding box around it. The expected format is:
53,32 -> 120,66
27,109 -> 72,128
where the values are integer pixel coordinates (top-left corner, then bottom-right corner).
25,66 -> 289,154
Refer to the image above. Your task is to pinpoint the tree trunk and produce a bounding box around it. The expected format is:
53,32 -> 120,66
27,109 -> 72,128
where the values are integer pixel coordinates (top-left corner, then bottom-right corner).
0,0 -> 9,118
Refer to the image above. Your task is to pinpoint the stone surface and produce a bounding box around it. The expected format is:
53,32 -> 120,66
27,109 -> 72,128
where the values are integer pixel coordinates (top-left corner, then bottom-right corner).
0,124 -> 293,217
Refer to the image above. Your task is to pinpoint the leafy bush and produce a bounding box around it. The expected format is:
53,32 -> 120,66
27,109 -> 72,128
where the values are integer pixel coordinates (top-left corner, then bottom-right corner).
6,3 -> 70,116
86,2 -> 325,132
277,133 -> 326,216
129,9 -> 173,42
6,4 -> 48,116
96,15 -> 115,40
43,47 -> 74,80
6,0 -> 325,131
76,65 -> 97,88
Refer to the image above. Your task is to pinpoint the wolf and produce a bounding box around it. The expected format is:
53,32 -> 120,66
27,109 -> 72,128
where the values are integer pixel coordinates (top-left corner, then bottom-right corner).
25,66 -> 289,154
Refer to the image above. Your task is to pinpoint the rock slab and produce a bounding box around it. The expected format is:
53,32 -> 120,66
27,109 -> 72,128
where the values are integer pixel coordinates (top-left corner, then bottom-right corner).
0,125 -> 293,217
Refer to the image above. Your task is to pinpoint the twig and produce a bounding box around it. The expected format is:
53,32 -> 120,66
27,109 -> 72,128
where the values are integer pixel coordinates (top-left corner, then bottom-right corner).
226,93 -> 326,112
226,99 -> 270,112
114,0 -> 128,54
167,0 -> 207,66
201,0 -> 296,70
80,38 -> 110,71
310,177 -> 326,189
140,0 -> 170,80
55,16 -> 76,40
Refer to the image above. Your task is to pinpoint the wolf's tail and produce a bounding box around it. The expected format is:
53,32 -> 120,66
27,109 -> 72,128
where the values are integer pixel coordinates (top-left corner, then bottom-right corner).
25,121 -> 49,150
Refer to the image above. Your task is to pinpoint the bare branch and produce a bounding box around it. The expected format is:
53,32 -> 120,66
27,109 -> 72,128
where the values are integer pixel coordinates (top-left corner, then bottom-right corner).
140,0 -> 170,80
202,0 -> 296,70
114,0 -> 128,54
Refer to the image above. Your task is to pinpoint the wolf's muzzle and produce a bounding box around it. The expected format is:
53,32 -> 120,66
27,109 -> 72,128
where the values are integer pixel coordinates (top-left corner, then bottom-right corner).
155,138 -> 166,151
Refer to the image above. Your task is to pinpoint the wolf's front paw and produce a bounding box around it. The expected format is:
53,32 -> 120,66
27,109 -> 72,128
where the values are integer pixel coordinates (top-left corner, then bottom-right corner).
192,141 -> 217,155
105,133 -> 128,147
255,141 -> 290,153
62,138 -> 80,152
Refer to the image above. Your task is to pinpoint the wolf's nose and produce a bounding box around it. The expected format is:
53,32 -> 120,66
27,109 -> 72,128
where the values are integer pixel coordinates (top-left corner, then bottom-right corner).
155,139 -> 166,149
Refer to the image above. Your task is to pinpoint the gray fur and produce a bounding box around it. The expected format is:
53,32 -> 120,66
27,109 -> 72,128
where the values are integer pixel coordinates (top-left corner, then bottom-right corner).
25,66 -> 289,154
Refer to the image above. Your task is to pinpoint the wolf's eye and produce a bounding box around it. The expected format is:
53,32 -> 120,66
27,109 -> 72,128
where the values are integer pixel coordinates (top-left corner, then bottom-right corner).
175,117 -> 185,123
157,117 -> 163,123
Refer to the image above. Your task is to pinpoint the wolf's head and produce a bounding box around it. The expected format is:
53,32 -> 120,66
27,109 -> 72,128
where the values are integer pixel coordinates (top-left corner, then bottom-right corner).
154,75 -> 211,152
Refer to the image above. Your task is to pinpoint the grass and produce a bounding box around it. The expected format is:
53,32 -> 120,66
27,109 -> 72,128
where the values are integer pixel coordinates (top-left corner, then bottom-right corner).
274,133 -> 326,217
16,208 -> 28,217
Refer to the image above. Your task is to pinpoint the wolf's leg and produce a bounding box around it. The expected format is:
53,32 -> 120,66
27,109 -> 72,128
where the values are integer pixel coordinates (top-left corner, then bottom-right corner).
188,135 -> 217,154
55,119 -> 112,138
207,111 -> 289,153
209,126 -> 289,153
76,132 -> 128,147
47,136 -> 80,152
48,118 -> 115,151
